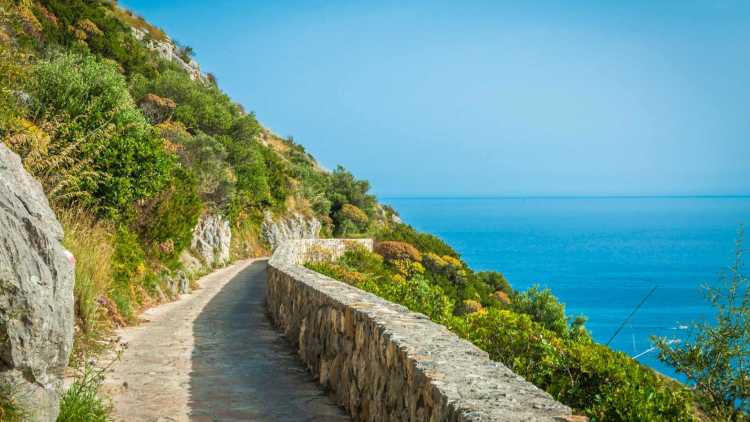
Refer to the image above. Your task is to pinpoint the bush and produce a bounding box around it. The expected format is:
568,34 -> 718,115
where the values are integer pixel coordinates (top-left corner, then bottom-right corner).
24,52 -> 173,213
160,124 -> 234,206
376,223 -> 458,257
139,93 -> 175,124
137,69 -> 238,135
111,226 -> 146,322
490,290 -> 511,305
511,286 -> 586,339
334,203 -> 369,235
39,0 -> 160,77
57,362 -> 111,422
0,41 -> 27,133
455,308 -> 695,421
374,240 -> 422,262
477,271 -> 512,294
327,165 -> 376,215
457,299 -> 483,315
138,166 -> 202,264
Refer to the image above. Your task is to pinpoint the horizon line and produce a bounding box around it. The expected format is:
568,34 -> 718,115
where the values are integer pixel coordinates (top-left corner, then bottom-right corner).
378,194 -> 750,200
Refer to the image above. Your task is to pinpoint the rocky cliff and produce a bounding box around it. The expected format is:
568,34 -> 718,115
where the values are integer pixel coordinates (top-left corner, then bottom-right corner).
261,212 -> 321,250
0,144 -> 74,421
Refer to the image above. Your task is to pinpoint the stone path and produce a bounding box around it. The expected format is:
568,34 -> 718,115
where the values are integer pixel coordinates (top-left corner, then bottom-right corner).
102,259 -> 349,421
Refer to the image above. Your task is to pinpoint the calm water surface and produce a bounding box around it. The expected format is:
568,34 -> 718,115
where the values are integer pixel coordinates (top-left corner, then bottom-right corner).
382,196 -> 750,377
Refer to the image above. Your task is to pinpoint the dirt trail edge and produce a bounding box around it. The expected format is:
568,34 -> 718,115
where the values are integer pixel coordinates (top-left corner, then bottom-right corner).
101,259 -> 349,422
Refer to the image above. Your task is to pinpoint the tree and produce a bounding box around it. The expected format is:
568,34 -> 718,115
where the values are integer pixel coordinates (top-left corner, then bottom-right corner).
655,229 -> 750,421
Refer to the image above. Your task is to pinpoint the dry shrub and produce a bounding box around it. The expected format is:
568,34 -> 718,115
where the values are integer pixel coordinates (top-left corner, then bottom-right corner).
139,93 -> 176,124
6,117 -> 104,206
304,244 -> 334,264
491,290 -> 511,305
374,240 -> 422,262
458,299 -> 484,315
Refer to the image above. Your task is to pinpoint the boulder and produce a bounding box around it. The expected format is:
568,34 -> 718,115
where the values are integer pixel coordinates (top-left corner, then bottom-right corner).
0,144 -> 74,421
261,212 -> 321,250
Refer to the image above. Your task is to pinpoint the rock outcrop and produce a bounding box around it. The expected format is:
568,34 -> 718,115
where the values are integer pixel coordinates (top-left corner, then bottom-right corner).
0,144 -> 74,421
261,211 -> 321,250
130,27 -> 205,82
188,213 -> 231,270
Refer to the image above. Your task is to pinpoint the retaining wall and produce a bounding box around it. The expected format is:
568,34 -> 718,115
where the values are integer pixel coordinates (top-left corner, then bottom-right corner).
266,239 -> 575,421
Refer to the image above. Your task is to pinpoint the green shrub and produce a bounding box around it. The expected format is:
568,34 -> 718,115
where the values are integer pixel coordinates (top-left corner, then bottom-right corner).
327,166 -> 376,214
510,286 -> 587,340
334,203 -> 369,235
137,69 -> 238,135
36,0 -> 161,78
25,52 -> 173,213
161,124 -> 234,206
452,308 -> 694,421
138,166 -> 202,264
0,41 -> 27,133
110,226 -> 146,321
476,271 -> 512,295
57,362 -> 111,422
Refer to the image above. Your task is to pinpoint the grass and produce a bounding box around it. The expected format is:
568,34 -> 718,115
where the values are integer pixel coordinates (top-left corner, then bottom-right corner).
57,359 -> 112,422
58,207 -> 119,356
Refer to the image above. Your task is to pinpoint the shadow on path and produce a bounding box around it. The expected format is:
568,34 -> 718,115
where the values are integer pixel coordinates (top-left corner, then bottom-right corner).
189,260 -> 349,421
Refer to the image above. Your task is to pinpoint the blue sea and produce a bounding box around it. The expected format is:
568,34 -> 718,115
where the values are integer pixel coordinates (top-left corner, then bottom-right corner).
382,196 -> 750,378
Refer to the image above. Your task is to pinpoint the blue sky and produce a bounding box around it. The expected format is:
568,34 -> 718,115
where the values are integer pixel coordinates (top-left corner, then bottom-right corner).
122,0 -> 750,197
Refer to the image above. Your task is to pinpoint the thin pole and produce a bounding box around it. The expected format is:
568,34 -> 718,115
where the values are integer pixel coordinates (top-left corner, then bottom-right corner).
606,286 -> 657,346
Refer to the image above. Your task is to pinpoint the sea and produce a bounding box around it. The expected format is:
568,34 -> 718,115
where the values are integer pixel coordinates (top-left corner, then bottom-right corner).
381,196 -> 750,378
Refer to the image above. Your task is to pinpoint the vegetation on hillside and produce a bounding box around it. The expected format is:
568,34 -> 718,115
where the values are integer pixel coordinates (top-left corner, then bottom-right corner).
308,241 -> 705,421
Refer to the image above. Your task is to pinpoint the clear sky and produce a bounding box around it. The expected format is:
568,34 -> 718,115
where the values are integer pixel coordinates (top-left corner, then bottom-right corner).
122,0 -> 750,197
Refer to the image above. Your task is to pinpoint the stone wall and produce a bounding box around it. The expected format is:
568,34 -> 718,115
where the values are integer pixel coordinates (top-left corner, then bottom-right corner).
266,239 -> 574,422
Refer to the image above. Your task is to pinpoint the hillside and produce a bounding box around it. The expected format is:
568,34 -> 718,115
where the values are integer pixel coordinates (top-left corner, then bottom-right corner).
0,1 -> 723,421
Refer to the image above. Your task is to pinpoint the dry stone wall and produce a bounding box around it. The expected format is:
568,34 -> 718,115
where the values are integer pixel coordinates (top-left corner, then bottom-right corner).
266,239 -> 574,422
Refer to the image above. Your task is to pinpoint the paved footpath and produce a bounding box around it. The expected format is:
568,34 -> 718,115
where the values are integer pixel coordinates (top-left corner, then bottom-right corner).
101,259 -> 349,422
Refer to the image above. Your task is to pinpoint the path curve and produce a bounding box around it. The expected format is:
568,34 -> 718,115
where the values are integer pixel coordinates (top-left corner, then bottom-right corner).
102,259 -> 349,421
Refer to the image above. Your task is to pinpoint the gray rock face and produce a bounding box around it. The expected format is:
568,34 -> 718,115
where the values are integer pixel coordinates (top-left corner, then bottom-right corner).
130,27 -> 205,82
0,144 -> 74,421
261,212 -> 321,251
189,213 -> 231,269
267,239 -> 574,422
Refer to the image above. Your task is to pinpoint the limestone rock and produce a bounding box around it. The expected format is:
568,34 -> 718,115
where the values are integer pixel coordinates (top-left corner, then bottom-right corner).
0,144 -> 74,421
189,213 -> 231,268
261,212 -> 321,251
130,27 -> 205,82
